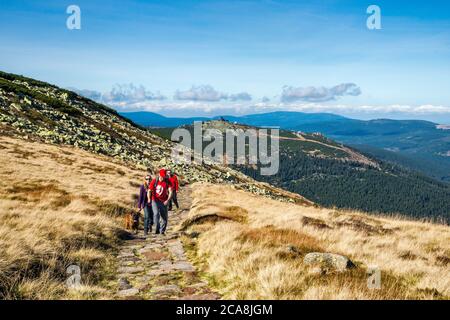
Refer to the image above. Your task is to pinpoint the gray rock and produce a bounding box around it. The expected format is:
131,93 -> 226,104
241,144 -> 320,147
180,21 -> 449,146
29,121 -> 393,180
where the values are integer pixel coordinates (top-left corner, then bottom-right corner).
143,243 -> 163,250
168,241 -> 186,259
172,261 -> 195,272
159,259 -> 173,266
118,288 -> 139,297
118,278 -> 132,290
119,260 -> 136,267
117,266 -> 145,274
147,269 -> 166,277
134,275 -> 151,284
303,252 -> 356,272
152,284 -> 181,296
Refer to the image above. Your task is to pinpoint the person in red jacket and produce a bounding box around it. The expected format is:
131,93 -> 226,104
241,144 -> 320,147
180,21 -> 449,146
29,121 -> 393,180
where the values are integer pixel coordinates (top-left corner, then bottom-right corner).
167,169 -> 179,211
149,169 -> 173,235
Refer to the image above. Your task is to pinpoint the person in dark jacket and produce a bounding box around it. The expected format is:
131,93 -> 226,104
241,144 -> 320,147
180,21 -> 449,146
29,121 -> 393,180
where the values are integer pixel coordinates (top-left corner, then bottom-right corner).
138,174 -> 153,235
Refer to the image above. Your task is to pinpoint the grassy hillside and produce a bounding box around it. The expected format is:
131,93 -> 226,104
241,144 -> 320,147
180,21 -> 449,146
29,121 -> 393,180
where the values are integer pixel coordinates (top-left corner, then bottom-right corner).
0,136 -> 142,299
3,135 -> 449,300
182,183 -> 450,299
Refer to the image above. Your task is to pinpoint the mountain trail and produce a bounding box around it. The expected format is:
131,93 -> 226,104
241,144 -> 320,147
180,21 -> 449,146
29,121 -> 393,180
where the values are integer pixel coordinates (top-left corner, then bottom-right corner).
115,185 -> 221,300
292,133 -> 379,168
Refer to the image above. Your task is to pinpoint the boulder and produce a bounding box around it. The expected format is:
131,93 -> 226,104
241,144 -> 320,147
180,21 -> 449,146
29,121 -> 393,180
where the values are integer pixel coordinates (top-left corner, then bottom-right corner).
152,284 -> 181,296
117,266 -> 145,274
118,278 -> 132,291
118,288 -> 139,297
303,252 -> 356,272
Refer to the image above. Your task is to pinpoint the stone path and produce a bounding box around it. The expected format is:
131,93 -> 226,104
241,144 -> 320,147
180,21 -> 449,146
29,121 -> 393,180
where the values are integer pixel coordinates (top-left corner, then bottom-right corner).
115,186 -> 220,300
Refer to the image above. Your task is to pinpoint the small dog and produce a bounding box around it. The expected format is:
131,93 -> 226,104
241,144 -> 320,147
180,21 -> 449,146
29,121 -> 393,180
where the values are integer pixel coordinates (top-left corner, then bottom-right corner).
124,211 -> 140,234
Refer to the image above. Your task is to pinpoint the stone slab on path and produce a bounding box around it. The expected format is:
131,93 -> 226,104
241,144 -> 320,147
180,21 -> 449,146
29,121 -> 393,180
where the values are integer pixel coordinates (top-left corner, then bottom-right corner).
141,251 -> 168,262
114,186 -> 220,300
118,288 -> 140,297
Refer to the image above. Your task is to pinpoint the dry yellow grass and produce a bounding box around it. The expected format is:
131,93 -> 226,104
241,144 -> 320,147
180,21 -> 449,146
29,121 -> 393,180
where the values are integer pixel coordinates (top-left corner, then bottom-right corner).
2,134 -> 449,300
0,136 -> 146,299
183,183 -> 450,300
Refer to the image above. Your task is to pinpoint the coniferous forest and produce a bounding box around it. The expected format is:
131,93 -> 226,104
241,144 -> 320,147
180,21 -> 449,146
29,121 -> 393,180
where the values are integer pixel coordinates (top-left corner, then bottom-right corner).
238,141 -> 450,224
151,125 -> 450,224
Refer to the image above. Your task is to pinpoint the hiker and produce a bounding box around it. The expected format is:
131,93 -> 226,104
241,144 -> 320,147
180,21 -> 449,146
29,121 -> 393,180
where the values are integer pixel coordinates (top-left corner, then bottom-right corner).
149,169 -> 173,235
138,174 -> 153,235
167,169 -> 179,211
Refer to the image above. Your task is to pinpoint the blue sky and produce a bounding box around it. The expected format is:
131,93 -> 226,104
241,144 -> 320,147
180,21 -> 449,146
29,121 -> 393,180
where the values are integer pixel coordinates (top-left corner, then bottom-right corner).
1,0 -> 450,122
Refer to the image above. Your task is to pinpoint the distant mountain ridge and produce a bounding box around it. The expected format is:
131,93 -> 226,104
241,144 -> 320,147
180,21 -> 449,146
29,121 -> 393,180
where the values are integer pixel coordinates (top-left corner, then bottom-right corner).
120,111 -> 349,128
150,121 -> 450,224
120,111 -> 210,127
122,111 -> 450,182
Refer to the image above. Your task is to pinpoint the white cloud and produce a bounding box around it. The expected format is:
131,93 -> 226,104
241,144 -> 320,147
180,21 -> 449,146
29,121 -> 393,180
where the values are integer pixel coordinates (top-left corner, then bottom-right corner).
68,88 -> 102,101
229,92 -> 252,101
281,83 -> 361,102
174,85 -> 228,102
274,103 -> 450,117
70,83 -> 166,105
112,100 -> 450,118
69,85 -> 450,118
102,83 -> 166,103
174,85 -> 253,102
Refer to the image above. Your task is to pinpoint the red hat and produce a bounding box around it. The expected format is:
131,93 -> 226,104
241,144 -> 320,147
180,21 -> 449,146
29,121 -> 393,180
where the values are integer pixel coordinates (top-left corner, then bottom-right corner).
159,169 -> 167,177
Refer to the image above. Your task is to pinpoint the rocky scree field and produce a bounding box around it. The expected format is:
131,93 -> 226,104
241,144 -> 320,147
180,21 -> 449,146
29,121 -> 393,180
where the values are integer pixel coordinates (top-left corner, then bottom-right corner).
0,71 -> 311,205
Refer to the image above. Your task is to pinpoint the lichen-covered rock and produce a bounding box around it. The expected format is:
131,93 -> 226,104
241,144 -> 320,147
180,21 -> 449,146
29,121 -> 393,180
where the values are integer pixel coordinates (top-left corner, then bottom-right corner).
118,278 -> 132,291
118,288 -> 139,297
303,252 -> 356,272
0,71 -> 313,205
